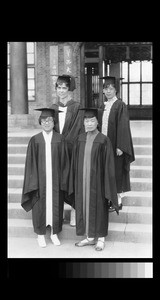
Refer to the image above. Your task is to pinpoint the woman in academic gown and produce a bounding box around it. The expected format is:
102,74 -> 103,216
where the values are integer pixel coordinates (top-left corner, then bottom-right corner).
68,108 -> 119,251
50,74 -> 85,226
98,76 -> 135,210
21,108 -> 70,248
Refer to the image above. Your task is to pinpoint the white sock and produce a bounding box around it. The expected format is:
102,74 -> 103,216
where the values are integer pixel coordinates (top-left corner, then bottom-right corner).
118,193 -> 122,205
71,207 -> 75,216
98,237 -> 105,242
87,236 -> 94,241
51,233 -> 60,245
37,235 -> 46,247
37,234 -> 45,241
70,207 -> 76,225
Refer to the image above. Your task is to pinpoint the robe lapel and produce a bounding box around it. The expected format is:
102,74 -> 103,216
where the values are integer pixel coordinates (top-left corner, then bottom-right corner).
58,99 -> 75,137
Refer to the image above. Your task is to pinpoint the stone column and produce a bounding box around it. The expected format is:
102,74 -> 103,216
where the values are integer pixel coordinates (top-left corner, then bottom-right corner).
98,45 -> 104,107
80,43 -> 85,107
10,42 -> 28,114
86,65 -> 93,107
110,62 -> 121,98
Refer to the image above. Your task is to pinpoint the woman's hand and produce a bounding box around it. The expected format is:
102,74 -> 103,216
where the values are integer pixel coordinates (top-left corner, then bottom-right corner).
116,148 -> 123,156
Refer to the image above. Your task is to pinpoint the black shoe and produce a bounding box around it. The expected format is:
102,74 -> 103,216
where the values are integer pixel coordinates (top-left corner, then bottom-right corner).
109,206 -> 116,213
108,201 -> 115,213
75,239 -> 96,247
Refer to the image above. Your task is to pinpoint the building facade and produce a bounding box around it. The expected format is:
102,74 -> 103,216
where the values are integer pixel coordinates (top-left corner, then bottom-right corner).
8,41 -> 152,128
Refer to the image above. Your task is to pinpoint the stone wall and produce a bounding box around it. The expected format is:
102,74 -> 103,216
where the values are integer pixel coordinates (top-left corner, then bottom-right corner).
8,42 -> 82,128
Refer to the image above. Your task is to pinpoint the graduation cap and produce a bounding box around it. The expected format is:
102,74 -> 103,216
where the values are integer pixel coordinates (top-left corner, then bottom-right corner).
99,76 -> 116,86
53,74 -> 76,91
34,107 -> 62,118
79,107 -> 99,119
99,76 -> 121,92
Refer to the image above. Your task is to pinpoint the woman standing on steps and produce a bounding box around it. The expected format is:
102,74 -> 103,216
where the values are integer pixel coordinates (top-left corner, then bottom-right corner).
21,108 -> 70,248
98,76 -> 135,211
69,107 -> 119,251
50,74 -> 85,226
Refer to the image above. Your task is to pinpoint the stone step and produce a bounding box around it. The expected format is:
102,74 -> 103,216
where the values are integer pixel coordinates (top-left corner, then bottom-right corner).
8,136 -> 32,144
8,144 -> 28,154
8,219 -> 152,244
8,203 -> 32,219
109,206 -> 152,224
8,175 -> 24,188
8,163 -> 152,179
130,178 -> 152,191
8,164 -> 25,175
133,145 -> 152,155
8,189 -> 152,207
8,188 -> 23,203
130,166 -> 152,178
8,202 -> 152,224
8,154 -> 26,164
8,130 -> 41,144
8,202 -> 71,219
8,134 -> 152,146
132,155 -> 152,166
64,204 -> 152,225
122,191 -> 152,207
8,143 -> 152,155
132,137 -> 152,145
8,153 -> 152,166
62,222 -> 152,244
8,175 -> 152,191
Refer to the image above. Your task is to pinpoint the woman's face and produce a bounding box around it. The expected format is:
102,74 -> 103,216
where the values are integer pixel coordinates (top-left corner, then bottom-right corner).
84,116 -> 98,132
41,117 -> 54,133
56,82 -> 69,99
103,84 -> 116,100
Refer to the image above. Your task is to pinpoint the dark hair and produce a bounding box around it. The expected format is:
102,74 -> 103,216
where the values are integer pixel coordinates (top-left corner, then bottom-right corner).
38,116 -> 56,125
84,113 -> 98,119
103,81 -> 119,94
55,77 -> 70,90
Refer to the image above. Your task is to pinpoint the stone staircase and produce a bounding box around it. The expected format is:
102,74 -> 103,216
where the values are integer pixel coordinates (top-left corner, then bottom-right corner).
8,122 -> 152,247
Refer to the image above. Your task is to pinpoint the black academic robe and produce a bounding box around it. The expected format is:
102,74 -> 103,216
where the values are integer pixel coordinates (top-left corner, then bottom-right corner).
69,132 -> 119,238
21,131 -> 70,235
50,100 -> 85,159
50,100 -> 85,206
98,99 -> 135,193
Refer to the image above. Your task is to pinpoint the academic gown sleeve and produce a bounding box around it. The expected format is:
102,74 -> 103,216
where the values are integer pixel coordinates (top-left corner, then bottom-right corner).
65,108 -> 85,144
116,102 -> 135,171
68,136 -> 79,196
60,138 -> 70,192
21,137 -> 39,212
104,138 -> 119,214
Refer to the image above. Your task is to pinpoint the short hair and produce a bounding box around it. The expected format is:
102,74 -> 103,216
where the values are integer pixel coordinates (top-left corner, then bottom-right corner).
38,116 -> 56,125
55,74 -> 76,91
55,76 -> 70,90
103,78 -> 119,94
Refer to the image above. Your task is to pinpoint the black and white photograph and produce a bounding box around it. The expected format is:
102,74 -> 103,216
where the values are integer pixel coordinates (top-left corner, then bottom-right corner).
7,41 -> 152,261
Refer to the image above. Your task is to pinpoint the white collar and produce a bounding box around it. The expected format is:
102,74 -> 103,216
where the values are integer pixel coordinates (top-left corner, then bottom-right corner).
42,130 -> 53,139
104,96 -> 117,106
